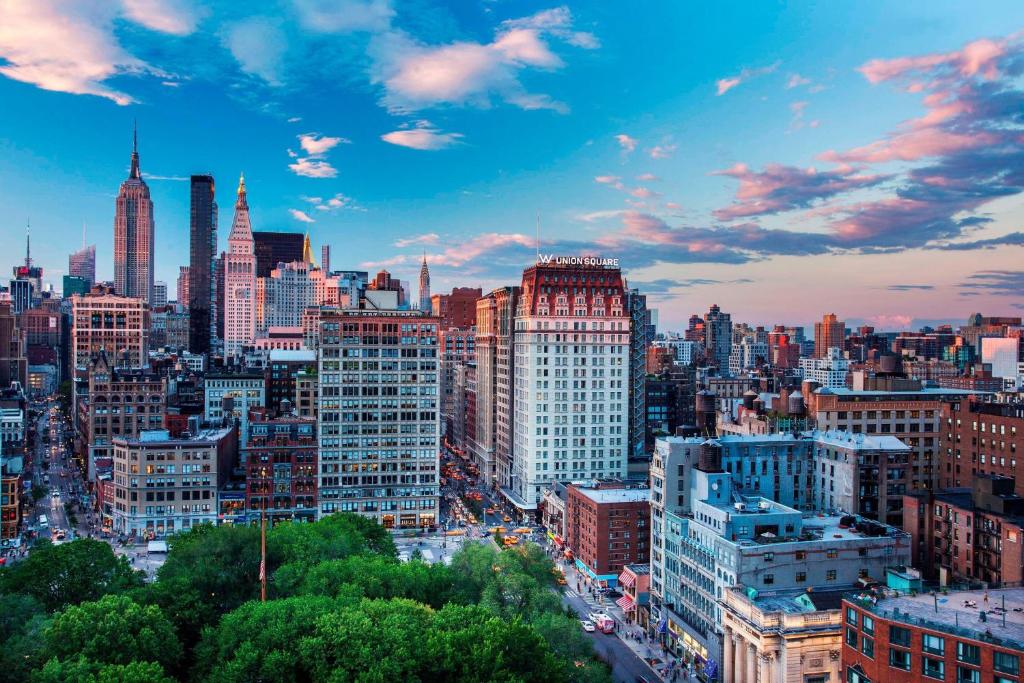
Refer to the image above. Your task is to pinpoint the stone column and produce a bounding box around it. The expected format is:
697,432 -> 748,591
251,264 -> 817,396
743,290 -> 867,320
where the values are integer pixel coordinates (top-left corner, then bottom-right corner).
722,628 -> 734,683
746,644 -> 757,683
759,653 -> 773,683
735,638 -> 746,683
776,649 -> 785,683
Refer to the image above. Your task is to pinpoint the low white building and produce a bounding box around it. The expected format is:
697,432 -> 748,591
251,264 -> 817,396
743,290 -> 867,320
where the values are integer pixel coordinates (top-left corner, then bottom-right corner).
203,373 -> 265,447
799,347 -> 849,389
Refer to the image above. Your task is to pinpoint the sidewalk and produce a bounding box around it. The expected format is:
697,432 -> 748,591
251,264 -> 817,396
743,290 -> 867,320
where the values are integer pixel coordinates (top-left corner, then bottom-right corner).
549,548 -> 690,681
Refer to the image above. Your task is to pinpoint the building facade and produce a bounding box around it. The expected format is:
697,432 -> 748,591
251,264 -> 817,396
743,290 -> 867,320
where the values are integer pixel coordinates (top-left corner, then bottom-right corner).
940,398 -> 1024,495
243,417 -> 317,523
223,175 -> 256,359
68,244 -> 96,285
472,286 -> 519,488
704,304 -> 732,374
188,174 -> 217,355
70,286 -> 150,369
815,313 -> 846,358
316,309 -> 440,528
203,372 -> 265,448
253,231 -> 304,279
418,254 -> 430,312
509,262 -> 630,512
565,482 -> 650,584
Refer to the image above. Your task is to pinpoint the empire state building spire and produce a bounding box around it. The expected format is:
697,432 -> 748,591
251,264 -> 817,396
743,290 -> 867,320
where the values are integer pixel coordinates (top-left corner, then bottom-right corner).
130,120 -> 140,179
114,121 -> 154,302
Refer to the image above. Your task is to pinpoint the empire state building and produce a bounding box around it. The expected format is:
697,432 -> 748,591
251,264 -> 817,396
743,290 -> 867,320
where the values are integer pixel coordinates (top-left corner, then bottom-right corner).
114,126 -> 155,303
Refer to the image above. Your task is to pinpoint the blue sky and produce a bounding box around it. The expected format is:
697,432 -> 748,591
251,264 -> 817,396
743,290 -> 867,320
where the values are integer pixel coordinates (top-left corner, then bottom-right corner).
1,1 -> 1023,330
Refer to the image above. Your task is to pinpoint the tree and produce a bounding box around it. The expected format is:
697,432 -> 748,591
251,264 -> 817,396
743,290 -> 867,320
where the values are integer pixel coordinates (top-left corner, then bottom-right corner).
43,595 -> 182,671
191,595 -> 340,683
0,592 -> 44,642
0,539 -> 144,611
448,542 -> 500,603
283,555 -> 459,608
31,658 -> 174,683
125,578 -> 220,660
0,613 -> 49,681
156,523 -> 262,614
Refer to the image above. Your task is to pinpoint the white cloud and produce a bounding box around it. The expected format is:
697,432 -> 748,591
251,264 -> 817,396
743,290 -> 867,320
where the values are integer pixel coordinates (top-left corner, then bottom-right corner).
381,121 -> 463,150
289,208 -> 316,223
648,144 -> 676,159
715,61 -> 780,95
395,233 -> 440,247
786,73 -> 811,89
369,6 -> 593,113
293,0 -> 394,33
223,17 -> 287,85
288,157 -> 337,177
121,0 -> 200,35
303,192 -> 363,211
287,116 -> 302,123
298,132 -> 348,156
615,134 -> 638,153
0,2 -> 165,105
636,173 -> 659,181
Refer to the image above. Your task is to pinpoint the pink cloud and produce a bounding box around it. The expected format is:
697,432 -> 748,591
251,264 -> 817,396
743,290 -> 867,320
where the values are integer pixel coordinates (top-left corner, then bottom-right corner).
820,127 -> 993,164
648,144 -> 677,159
637,173 -> 659,181
786,73 -> 811,89
629,186 -> 659,199
716,77 -> 741,95
615,134 -> 638,153
715,61 -> 781,95
381,121 -> 463,150
859,37 -> 1007,84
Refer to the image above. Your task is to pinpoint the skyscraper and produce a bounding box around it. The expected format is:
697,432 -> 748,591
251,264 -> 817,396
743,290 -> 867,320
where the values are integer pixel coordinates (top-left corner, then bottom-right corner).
113,125 -> 155,302
626,289 -> 649,458
704,304 -> 732,374
321,244 -> 330,273
814,312 -> 846,357
253,232 -> 304,278
188,174 -> 217,354
214,253 -> 225,342
224,174 -> 256,359
419,253 -> 431,312
68,245 -> 96,285
302,232 -> 316,266
152,281 -> 167,307
507,261 -> 630,512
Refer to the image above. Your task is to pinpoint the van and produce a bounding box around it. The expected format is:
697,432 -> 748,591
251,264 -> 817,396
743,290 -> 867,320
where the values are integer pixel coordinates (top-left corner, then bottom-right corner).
38,515 -> 48,529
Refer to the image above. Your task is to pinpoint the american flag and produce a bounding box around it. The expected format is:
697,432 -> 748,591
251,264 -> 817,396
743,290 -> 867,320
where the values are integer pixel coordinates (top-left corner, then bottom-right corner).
259,556 -> 266,582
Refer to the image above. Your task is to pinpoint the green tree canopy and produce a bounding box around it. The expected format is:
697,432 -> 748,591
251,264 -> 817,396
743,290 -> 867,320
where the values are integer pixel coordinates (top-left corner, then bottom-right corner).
30,658 -> 174,683
0,539 -> 143,611
280,554 -> 458,608
43,595 -> 182,671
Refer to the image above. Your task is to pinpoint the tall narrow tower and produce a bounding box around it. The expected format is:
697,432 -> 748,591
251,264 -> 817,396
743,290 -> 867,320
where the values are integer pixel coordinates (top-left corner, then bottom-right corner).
419,252 -> 431,312
113,123 -> 155,302
188,174 -> 217,354
302,232 -> 316,266
224,174 -> 256,359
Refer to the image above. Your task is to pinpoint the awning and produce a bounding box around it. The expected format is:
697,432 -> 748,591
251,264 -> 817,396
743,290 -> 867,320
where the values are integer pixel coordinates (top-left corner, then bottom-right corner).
618,571 -> 635,588
616,595 -> 635,611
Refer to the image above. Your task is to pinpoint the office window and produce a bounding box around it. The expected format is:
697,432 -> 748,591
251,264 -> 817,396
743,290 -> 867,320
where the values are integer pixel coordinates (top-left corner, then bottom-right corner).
956,642 -> 980,664
846,627 -> 858,648
862,615 -> 874,635
796,571 -> 807,582
889,648 -> 911,670
861,636 -> 874,659
889,626 -> 911,647
847,607 -> 858,626
922,657 -> 944,679
922,633 -> 944,656
955,667 -> 979,683
994,651 -> 1020,675
826,569 -> 837,581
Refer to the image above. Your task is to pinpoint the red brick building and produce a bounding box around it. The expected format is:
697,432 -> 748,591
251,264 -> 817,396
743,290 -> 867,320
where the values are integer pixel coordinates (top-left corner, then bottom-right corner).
243,416 -> 317,523
940,398 -> 1024,495
843,589 -> 1024,683
564,482 -> 650,586
431,287 -> 483,330
903,475 -> 1024,586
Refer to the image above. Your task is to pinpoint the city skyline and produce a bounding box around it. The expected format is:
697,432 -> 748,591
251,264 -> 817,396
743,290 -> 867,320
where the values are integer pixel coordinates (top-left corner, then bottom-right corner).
1,2 -> 1023,328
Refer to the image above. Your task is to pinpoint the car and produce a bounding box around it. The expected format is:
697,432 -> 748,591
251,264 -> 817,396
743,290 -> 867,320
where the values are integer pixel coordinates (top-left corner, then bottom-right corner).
580,620 -> 596,632
587,612 -> 606,623
50,489 -> 59,498
502,515 -> 512,523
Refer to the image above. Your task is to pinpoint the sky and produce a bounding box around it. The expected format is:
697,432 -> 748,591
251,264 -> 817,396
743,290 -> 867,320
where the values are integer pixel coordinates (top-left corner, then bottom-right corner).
1,1 -> 1023,331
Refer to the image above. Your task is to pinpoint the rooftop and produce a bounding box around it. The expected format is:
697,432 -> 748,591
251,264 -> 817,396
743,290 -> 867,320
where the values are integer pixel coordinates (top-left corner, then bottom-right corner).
747,587 -> 849,614
572,486 -> 650,505
268,349 -> 316,362
818,387 -> 983,397
116,426 -> 233,446
806,429 -> 909,451
856,587 -> 1024,648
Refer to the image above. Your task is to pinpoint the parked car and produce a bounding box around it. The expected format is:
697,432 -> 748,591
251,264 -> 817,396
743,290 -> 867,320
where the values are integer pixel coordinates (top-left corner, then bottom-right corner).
580,620 -> 596,633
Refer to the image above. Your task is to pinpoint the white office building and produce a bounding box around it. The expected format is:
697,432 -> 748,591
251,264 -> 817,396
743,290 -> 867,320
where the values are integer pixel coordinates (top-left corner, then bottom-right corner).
799,346 -> 850,389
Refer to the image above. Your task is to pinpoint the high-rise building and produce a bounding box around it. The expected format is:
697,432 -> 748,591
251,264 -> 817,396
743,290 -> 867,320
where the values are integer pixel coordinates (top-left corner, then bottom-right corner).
70,285 -> 150,369
302,232 -> 316,266
151,281 -> 167,308
188,174 -> 217,355
255,261 -> 346,334
419,254 -> 430,312
316,308 -> 440,528
62,276 -> 91,298
0,302 -> 28,389
176,266 -> 190,305
431,287 -> 482,329
321,245 -> 330,274
68,245 -> 96,285
703,304 -> 732,373
113,126 -> 155,303
253,232 -> 304,278
507,261 -> 630,513
439,327 -> 475,439
224,175 -> 256,359
214,252 -> 225,342
814,312 -> 845,358
626,289 -> 649,459
472,286 -> 519,487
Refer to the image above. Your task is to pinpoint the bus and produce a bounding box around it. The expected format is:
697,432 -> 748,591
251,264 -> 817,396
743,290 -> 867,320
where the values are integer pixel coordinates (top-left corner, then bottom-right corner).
38,515 -> 48,530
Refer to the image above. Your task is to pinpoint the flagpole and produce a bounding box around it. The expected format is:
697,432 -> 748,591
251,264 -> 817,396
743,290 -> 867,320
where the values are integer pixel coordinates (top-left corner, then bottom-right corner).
260,507 -> 267,603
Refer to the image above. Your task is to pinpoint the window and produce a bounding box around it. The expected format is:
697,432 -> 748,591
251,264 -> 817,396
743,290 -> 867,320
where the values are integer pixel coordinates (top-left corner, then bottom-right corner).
862,615 -> 874,635
994,651 -> 1020,675
922,633 -> 945,656
956,642 -> 980,664
763,552 -> 774,561
796,550 -> 806,560
889,648 -> 911,670
796,571 -> 807,582
763,574 -> 774,585
861,636 -> 874,659
847,669 -> 869,683
955,668 -> 979,683
846,628 -> 858,648
922,657 -> 944,679
890,626 -> 911,647
826,569 -> 837,581
847,607 -> 859,626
